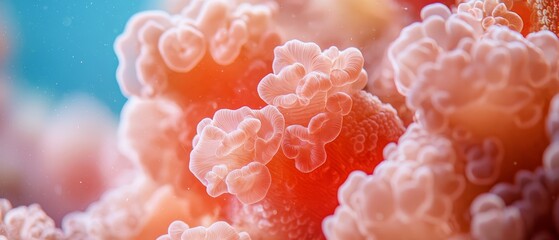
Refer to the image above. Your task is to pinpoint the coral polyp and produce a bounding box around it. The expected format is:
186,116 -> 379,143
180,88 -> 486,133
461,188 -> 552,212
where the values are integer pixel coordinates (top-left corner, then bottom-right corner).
527,0 -> 558,33
1,0 -> 559,239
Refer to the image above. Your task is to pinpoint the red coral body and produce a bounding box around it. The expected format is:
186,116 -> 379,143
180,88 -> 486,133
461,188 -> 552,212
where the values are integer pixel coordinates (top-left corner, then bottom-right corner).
227,91 -> 404,239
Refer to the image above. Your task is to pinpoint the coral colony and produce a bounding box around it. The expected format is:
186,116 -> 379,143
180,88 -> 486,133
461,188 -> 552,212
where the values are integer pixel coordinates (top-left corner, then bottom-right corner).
1,0 -> 559,239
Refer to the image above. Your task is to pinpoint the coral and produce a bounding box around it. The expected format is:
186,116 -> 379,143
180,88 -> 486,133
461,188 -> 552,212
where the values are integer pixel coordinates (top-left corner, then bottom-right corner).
388,1 -> 559,184
457,0 -> 523,31
114,0 -> 283,194
469,168 -> 559,240
190,106 -> 284,204
323,124 -> 465,239
229,90 -> 403,239
325,1 -> 559,239
0,199 -> 64,240
258,40 -> 368,172
119,97 -> 189,188
527,0 -> 559,34
389,3 -> 481,97
157,220 -> 251,240
273,0 -> 415,125
462,0 -> 559,37
114,0 -> 279,103
366,55 -> 415,126
4,0 -> 559,240
62,175 -> 206,240
186,40 -> 404,239
61,177 -> 158,239
468,93 -> 559,240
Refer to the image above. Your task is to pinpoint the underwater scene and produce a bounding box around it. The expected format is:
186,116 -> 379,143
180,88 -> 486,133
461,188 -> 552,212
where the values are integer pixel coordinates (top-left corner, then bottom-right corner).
1,0 -> 559,239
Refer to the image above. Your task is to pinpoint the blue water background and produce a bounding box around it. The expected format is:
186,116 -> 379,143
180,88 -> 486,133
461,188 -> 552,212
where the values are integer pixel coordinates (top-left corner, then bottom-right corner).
4,0 -> 155,113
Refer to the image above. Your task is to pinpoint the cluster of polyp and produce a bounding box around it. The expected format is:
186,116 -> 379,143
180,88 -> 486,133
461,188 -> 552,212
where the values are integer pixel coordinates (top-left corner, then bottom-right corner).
324,1 -> 559,239
62,176 -> 196,240
469,96 -> 559,238
457,0 -> 523,31
258,40 -> 367,173
115,0 -> 278,99
468,93 -> 559,239
157,220 -> 251,240
387,1 -> 559,187
0,199 -> 63,240
388,3 -> 483,97
390,2 -> 559,133
323,124 -> 465,239
189,106 -> 284,204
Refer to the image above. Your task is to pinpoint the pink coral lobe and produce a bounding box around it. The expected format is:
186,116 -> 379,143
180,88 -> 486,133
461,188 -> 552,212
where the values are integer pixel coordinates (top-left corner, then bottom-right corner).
119,97 -> 189,187
157,220 -> 251,240
158,25 -> 206,72
189,106 -> 284,204
258,40 -> 369,173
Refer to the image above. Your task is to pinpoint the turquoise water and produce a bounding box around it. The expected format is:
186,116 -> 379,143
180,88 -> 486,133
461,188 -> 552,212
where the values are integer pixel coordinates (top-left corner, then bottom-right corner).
5,1 -> 153,113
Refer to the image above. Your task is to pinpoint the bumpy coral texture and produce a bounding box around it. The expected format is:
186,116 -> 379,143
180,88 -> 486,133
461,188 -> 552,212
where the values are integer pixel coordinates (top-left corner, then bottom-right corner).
6,1 -> 559,240
465,0 -> 559,37
258,40 -> 368,173
527,0 -> 559,33
190,105 -> 284,204
469,93 -> 559,240
113,0 -> 283,195
389,3 -> 482,98
324,124 -> 465,239
62,177 -> 156,239
228,90 -> 403,240
157,220 -> 251,240
273,0 -> 418,125
389,1 -> 559,185
457,0 -> 523,31
324,1 -> 559,239
62,175 -> 201,240
187,39 -> 404,239
115,0 -> 279,102
233,91 -> 402,240
0,199 -> 64,240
